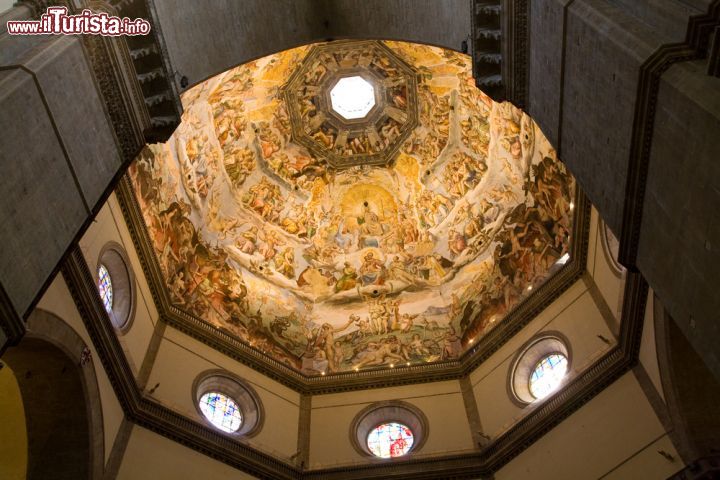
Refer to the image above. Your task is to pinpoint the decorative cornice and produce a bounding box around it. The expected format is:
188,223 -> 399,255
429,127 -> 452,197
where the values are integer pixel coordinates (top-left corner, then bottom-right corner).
619,1 -> 720,268
79,0 -> 182,149
471,0 -> 504,101
472,0 -> 528,106
114,175 -> 590,394
80,20 -> 146,162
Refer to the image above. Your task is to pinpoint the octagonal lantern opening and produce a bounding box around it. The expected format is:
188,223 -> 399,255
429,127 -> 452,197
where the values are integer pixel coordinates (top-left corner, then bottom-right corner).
330,76 -> 376,120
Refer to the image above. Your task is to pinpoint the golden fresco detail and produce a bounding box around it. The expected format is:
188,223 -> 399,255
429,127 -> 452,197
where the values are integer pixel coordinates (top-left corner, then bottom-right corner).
130,41 -> 575,375
284,41 -> 418,169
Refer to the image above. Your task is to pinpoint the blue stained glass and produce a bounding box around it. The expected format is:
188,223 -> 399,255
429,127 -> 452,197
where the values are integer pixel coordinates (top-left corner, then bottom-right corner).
529,353 -> 568,400
97,265 -> 113,313
199,392 -> 242,433
366,422 -> 414,458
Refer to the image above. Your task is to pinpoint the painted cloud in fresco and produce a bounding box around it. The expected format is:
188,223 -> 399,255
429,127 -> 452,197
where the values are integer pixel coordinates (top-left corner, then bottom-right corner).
129,41 -> 575,375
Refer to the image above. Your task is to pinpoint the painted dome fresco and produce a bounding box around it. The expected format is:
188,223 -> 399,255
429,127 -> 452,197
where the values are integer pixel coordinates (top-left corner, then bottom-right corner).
129,40 -> 576,376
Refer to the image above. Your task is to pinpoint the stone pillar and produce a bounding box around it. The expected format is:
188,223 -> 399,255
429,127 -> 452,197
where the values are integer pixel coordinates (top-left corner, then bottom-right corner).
0,1 -> 180,325
524,0 -> 720,380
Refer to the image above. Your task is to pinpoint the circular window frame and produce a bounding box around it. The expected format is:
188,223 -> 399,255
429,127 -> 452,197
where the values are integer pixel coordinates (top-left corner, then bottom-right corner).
508,332 -> 572,406
349,400 -> 428,459
192,370 -> 264,437
96,242 -> 136,334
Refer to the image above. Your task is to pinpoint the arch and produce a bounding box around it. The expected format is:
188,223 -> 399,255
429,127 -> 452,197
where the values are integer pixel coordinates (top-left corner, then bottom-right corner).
0,309 -> 105,480
654,295 -> 720,463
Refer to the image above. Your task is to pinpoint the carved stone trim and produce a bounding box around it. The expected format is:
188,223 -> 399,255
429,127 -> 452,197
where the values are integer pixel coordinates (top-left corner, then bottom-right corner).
472,0 -> 504,100
78,2 -> 147,162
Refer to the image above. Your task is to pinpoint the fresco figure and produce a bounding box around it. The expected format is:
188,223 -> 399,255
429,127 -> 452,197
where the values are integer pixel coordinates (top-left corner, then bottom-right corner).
335,262 -> 358,292
359,252 -> 386,286
129,40 -> 576,376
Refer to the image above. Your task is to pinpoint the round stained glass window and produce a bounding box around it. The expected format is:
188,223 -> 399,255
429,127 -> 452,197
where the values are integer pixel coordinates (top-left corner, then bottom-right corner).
199,392 -> 243,433
366,422 -> 414,458
529,353 -> 568,400
97,264 -> 113,313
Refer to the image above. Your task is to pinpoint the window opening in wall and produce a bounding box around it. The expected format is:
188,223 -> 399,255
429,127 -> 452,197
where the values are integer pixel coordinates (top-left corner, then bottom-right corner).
97,264 -> 113,313
330,75 -> 376,120
198,391 -> 243,433
366,422 -> 414,458
529,353 -> 568,400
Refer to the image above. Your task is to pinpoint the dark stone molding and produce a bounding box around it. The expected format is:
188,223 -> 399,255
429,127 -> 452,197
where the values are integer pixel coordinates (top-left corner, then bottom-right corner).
472,0 -> 504,101
20,0 -> 182,152
19,0 -> 149,161
79,11 -> 146,163
709,25 -> 720,76
295,394 -> 312,468
112,0 -> 182,143
459,375 -> 486,449
667,456 -> 720,479
114,175 -> 589,394
136,320 -> 165,391
15,0 -> 58,18
619,1 -> 720,268
472,0 -> 528,106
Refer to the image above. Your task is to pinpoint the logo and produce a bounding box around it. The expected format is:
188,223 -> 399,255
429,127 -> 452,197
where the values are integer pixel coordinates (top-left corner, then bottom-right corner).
7,6 -> 151,36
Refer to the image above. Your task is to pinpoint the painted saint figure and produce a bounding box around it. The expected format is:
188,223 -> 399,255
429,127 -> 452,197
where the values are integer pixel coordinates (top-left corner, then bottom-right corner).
359,252 -> 386,286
